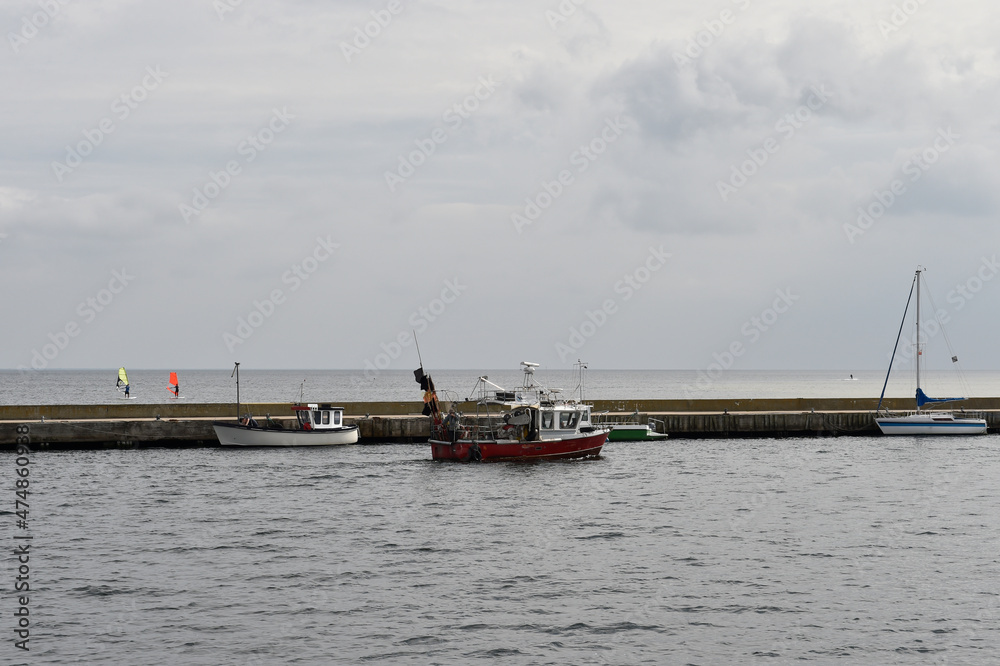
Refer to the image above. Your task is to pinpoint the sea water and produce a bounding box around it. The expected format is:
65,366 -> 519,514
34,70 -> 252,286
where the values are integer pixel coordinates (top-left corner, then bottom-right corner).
5,370 -> 1000,664
10,436 -> 1000,664
3,368 -> 1000,405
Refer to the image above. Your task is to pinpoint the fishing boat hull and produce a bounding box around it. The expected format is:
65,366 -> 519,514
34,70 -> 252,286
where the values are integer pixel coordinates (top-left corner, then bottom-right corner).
429,429 -> 608,462
213,422 -> 360,446
606,425 -> 669,442
876,414 -> 987,436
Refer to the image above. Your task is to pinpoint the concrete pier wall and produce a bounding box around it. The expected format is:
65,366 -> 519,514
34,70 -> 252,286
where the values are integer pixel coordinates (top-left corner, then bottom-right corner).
1,400 -> 997,448
0,415 -> 431,449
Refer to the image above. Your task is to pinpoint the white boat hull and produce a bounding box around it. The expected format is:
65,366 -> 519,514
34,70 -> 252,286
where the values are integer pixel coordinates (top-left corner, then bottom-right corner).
876,414 -> 987,436
213,422 -> 359,446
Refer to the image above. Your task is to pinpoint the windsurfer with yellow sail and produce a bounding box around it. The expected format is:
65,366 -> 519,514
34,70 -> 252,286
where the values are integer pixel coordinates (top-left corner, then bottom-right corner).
116,367 -> 131,398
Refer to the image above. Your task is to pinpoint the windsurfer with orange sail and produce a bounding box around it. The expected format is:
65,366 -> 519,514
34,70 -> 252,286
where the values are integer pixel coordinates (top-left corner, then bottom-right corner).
168,372 -> 180,398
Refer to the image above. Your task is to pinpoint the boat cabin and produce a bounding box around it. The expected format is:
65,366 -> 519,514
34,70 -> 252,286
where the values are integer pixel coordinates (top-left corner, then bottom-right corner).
538,401 -> 594,439
466,363 -> 599,442
292,403 -> 345,430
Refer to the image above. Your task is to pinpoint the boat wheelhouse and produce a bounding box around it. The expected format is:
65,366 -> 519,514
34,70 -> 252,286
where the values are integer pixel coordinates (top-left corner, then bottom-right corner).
292,403 -> 348,430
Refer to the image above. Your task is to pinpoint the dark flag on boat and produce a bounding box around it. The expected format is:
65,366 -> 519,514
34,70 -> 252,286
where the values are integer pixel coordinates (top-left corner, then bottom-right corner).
952,355 -> 959,363
414,367 -> 431,390
414,367 -> 440,417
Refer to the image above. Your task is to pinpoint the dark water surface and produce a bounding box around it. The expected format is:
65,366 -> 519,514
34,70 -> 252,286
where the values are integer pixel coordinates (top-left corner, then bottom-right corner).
9,436 -> 1000,664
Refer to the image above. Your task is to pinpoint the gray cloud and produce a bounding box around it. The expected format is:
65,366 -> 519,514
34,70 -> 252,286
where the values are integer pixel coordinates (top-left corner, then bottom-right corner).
3,1 -> 999,371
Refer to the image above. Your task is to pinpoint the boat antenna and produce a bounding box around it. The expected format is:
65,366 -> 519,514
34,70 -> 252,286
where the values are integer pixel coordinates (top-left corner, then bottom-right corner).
574,359 -> 588,402
876,273 -> 916,414
231,362 -> 241,421
413,329 -> 424,369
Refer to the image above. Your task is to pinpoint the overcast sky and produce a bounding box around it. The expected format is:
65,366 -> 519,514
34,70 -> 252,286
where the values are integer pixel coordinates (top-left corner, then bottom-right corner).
2,0 -> 999,374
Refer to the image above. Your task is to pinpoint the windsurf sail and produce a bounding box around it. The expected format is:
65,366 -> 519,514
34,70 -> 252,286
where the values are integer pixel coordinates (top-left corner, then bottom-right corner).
117,367 -> 129,388
168,372 -> 179,396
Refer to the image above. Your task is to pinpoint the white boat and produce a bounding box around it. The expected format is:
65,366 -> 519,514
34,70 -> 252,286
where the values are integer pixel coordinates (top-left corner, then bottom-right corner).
875,268 -> 986,436
875,412 -> 986,435
213,403 -> 359,447
213,363 -> 359,446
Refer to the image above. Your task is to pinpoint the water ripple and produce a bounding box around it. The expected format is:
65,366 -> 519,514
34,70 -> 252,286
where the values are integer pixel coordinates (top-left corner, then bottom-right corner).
13,436 -> 1000,663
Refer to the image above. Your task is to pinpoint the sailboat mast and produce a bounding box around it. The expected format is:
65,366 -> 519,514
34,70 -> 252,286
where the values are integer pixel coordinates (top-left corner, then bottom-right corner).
915,268 -> 921,411
231,362 -> 241,421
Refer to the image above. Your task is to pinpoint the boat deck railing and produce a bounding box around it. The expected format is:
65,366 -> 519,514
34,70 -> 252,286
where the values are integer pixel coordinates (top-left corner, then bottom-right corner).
432,419 -> 512,442
593,410 -> 646,426
875,409 -> 986,420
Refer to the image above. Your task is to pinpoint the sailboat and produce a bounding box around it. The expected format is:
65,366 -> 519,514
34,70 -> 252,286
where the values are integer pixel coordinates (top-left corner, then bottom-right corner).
116,367 -> 135,399
875,268 -> 987,435
168,372 -> 182,398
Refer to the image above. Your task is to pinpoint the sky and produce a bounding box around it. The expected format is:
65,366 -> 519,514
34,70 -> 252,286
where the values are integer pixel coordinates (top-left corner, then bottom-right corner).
2,0 -> 999,374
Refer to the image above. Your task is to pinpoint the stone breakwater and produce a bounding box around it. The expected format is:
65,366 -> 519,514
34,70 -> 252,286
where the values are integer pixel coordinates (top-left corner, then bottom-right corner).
1,399 -> 998,448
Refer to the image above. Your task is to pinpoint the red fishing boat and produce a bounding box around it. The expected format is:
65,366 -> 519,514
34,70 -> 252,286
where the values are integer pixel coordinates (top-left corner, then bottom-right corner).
416,362 -> 609,462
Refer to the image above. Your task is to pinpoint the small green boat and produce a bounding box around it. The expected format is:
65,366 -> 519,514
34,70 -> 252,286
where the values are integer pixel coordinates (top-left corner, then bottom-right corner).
606,424 -> 669,442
